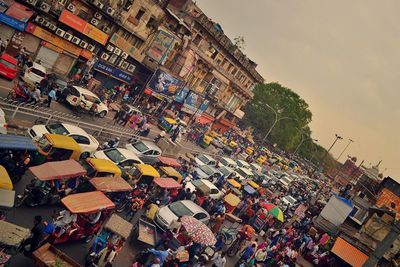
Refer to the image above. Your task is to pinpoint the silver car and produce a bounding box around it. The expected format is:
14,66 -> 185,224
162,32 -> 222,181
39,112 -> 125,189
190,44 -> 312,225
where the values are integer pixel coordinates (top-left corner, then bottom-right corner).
125,140 -> 162,164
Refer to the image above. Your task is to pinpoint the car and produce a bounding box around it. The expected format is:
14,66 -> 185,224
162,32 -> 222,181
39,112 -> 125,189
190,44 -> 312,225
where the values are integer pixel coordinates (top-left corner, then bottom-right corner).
28,123 -> 99,156
94,148 -> 143,169
236,159 -> 251,169
235,167 -> 254,182
119,103 -> 142,116
65,86 -> 108,118
194,165 -> 222,180
154,200 -> 210,230
218,157 -> 237,169
281,195 -> 297,207
211,136 -> 225,149
218,165 -> 235,179
250,163 -> 262,173
0,108 -> 7,134
194,154 -> 216,167
278,175 -> 293,190
186,179 -> 223,200
0,53 -> 17,80
125,140 -> 162,164
24,62 -> 46,84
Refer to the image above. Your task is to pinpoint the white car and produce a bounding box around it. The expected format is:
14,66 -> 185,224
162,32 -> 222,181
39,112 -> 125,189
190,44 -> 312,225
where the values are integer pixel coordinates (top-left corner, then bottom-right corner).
218,165 -> 235,179
250,163 -> 262,173
194,165 -> 222,180
235,167 -> 254,182
281,195 -> 297,207
125,140 -> 162,164
24,62 -> 46,84
0,108 -> 7,134
186,179 -> 223,200
278,175 -> 293,190
66,86 -> 108,118
28,123 -> 99,156
236,160 -> 251,169
218,157 -> 237,169
94,148 -> 143,169
154,200 -> 210,230
194,154 -> 216,167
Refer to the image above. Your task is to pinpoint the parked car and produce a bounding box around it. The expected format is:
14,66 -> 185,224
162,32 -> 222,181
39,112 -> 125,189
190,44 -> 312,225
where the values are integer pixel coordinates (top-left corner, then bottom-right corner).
28,123 -> 99,156
65,86 -> 108,117
194,165 -> 222,180
235,167 -> 254,182
186,179 -> 223,200
154,200 -> 210,230
120,103 -> 142,116
125,140 -> 162,164
0,53 -> 17,80
236,159 -> 251,169
278,175 -> 293,190
218,157 -> 237,169
211,136 -> 225,149
194,154 -> 216,167
94,148 -> 143,169
23,62 -> 46,84
250,163 -> 262,173
218,165 -> 235,179
0,108 -> 7,134
281,195 -> 297,207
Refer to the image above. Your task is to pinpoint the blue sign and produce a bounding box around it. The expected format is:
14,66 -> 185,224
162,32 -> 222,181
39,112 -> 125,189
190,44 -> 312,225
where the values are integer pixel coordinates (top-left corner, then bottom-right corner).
183,91 -> 209,115
174,87 -> 190,103
0,13 -> 26,31
94,60 -> 133,83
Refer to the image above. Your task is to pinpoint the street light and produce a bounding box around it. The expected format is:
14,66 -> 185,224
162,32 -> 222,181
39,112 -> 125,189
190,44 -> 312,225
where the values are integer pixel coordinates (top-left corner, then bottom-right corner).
262,103 -> 297,142
294,132 -> 318,154
336,138 -> 354,161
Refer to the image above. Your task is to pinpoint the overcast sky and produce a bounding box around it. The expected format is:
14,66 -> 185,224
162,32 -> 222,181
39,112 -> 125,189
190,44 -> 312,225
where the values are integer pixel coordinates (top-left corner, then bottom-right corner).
197,0 -> 400,179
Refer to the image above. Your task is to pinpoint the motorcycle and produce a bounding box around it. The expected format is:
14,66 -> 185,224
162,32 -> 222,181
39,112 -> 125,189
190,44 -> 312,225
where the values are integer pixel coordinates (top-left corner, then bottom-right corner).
115,192 -> 133,213
15,182 -> 60,207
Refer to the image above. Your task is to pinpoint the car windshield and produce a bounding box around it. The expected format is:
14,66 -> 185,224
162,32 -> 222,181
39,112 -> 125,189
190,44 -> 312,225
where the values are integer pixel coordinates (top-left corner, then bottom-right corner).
104,149 -> 126,163
200,165 -> 213,176
219,167 -> 230,177
197,155 -> 209,164
286,196 -> 296,204
0,59 -> 15,69
133,142 -> 149,153
219,158 -> 229,166
38,136 -> 51,153
46,123 -> 69,135
281,177 -> 291,184
168,202 -> 193,217
237,169 -> 250,179
31,68 -> 45,77
192,180 -> 206,188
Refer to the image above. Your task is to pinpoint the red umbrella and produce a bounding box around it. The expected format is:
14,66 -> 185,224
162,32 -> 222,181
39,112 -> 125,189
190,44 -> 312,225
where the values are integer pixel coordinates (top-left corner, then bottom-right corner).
180,216 -> 216,246
259,202 -> 276,211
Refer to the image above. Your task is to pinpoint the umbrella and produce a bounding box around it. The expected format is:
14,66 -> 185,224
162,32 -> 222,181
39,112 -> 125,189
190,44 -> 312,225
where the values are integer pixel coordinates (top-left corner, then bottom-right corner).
259,202 -> 276,211
268,207 -> 284,222
180,216 -> 216,246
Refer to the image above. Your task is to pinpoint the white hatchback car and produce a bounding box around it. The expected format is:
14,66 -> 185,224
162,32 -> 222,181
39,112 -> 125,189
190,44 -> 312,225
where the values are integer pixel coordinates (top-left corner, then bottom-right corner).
94,148 -> 143,169
66,86 -> 108,118
28,123 -> 99,156
0,108 -> 7,134
194,154 -> 216,167
185,179 -> 223,200
24,62 -> 47,84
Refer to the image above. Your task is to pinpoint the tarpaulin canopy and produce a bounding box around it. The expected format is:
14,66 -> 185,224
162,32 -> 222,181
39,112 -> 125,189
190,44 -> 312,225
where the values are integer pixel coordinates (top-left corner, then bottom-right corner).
0,135 -> 37,151
331,237 -> 368,267
29,159 -> 86,181
157,156 -> 181,168
61,191 -> 115,214
90,177 -> 133,192
153,177 -> 182,189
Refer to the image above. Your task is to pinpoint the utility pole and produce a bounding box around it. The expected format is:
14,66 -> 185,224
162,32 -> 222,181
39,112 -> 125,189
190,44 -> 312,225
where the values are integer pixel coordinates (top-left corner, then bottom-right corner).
363,220 -> 400,267
337,138 -> 354,161
312,134 -> 343,177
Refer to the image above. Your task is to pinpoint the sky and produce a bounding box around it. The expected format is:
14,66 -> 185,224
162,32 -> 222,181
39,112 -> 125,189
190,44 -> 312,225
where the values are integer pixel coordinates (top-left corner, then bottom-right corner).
197,0 -> 400,179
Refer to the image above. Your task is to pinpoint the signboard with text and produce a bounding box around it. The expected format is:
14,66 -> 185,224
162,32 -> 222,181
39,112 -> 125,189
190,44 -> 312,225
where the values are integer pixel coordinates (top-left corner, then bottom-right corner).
0,12 -> 25,31
146,30 -> 175,63
146,69 -> 184,96
182,91 -> 209,115
93,60 -> 133,84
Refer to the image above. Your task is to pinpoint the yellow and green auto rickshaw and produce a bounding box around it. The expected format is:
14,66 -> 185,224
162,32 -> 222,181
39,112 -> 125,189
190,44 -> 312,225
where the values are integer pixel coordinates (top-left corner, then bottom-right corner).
34,133 -> 82,165
158,117 -> 177,133
0,165 -> 15,210
81,158 -> 122,178
200,135 -> 213,149
245,146 -> 254,155
256,155 -> 267,165
209,130 -> 220,138
122,163 -> 160,187
158,166 -> 183,184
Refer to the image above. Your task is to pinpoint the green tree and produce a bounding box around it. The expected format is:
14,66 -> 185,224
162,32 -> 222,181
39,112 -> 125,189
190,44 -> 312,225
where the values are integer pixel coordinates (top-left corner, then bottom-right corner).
233,36 -> 246,50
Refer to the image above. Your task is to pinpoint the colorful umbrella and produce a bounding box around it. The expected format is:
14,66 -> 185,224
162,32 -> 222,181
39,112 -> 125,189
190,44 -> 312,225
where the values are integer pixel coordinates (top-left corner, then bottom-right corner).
259,202 -> 277,211
180,216 -> 216,246
268,207 -> 284,222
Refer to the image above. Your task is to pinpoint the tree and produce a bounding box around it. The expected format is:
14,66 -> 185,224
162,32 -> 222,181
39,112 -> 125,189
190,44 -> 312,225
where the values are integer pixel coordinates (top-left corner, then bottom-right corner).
233,36 -> 246,50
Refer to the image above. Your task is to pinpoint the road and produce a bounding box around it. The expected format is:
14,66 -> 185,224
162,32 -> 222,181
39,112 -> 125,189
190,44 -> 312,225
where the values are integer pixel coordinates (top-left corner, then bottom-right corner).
0,78 -> 242,266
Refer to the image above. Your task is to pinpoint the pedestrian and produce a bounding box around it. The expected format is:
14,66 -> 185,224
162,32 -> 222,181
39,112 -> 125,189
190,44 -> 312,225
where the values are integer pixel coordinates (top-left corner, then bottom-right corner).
47,87 -> 56,107
147,248 -> 169,266
30,87 -> 41,105
211,214 -> 224,234
212,251 -> 226,267
254,247 -> 268,264
239,243 -> 256,263
23,215 -> 44,255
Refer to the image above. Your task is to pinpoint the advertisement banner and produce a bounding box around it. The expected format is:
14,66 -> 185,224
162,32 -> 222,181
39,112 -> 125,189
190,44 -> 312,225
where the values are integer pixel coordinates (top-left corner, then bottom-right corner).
5,2 -> 34,22
174,87 -> 190,103
182,91 -> 209,115
93,60 -> 133,83
0,12 -> 25,31
179,49 -> 196,78
146,69 -> 184,96
59,10 -> 108,45
146,30 -> 175,63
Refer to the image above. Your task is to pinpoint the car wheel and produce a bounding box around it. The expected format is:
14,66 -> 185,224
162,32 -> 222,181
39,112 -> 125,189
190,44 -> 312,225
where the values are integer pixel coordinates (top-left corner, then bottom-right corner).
98,111 -> 107,118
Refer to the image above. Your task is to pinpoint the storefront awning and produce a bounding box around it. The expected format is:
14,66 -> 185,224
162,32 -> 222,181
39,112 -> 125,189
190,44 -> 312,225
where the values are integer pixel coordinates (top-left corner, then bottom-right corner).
197,113 -> 214,124
331,237 -> 369,267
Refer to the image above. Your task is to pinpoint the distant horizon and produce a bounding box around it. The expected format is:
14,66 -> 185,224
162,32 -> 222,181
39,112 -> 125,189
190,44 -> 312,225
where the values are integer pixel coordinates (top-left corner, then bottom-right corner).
197,0 -> 399,181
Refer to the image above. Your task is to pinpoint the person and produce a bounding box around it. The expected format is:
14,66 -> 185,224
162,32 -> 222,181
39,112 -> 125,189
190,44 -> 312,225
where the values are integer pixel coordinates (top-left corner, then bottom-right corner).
238,224 -> 255,241
212,251 -> 226,267
54,209 -> 77,235
147,248 -> 169,266
30,87 -> 41,105
150,258 -> 161,267
38,76 -> 49,96
23,215 -> 44,254
254,247 -> 268,263
239,243 -> 256,263
211,214 -> 224,234
47,87 -> 56,107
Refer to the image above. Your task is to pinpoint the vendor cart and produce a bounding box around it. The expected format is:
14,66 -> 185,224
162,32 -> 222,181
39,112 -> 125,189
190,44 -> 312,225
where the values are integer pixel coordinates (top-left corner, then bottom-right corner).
32,243 -> 81,267
134,218 -> 158,247
0,220 -> 30,266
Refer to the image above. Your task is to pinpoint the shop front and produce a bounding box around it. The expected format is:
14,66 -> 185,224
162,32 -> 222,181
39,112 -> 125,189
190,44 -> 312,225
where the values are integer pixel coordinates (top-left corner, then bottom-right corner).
93,60 -> 134,88
0,2 -> 33,42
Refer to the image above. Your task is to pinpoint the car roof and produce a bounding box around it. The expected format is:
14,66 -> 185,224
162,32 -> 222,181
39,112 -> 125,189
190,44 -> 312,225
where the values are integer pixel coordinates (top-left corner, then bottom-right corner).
179,200 -> 209,214
117,148 -> 143,162
139,140 -> 161,152
72,86 -> 99,98
32,62 -> 47,72
238,167 -> 253,175
198,154 -> 215,161
197,179 -> 219,190
221,157 -> 236,164
237,160 -> 250,166
1,53 -> 17,65
61,123 -> 89,137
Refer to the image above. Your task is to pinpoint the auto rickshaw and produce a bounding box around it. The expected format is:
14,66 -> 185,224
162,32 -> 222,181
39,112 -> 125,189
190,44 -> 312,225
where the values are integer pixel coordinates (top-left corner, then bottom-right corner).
147,177 -> 182,205
122,163 -> 160,187
227,178 -> 242,189
0,165 -> 15,211
86,213 -> 133,266
34,133 -> 82,165
209,130 -> 220,138
158,117 -> 177,133
0,220 -> 30,265
48,191 -> 115,245
243,184 -> 257,196
158,166 -> 183,183
224,193 -> 241,213
155,156 -> 182,169
256,155 -> 267,165
199,135 -> 213,149
247,180 -> 260,190
245,147 -> 254,155
16,159 -> 87,207
81,158 -> 122,178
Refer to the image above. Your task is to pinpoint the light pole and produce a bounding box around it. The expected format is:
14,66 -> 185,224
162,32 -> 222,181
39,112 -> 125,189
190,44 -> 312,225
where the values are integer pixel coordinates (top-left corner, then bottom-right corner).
336,138 -> 354,161
262,103 -> 297,142
313,134 -> 343,176
294,134 -> 318,154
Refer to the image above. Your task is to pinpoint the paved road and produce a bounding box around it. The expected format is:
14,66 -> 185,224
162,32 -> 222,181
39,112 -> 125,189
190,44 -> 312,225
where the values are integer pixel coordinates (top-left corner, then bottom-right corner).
0,78 -> 243,266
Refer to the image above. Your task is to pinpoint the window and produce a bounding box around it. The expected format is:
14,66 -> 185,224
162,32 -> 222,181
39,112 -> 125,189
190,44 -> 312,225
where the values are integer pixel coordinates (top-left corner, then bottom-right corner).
210,189 -> 219,195
146,16 -> 155,28
135,8 -> 145,20
193,34 -> 202,45
194,213 -> 207,220
51,148 -> 73,161
70,135 -> 90,145
144,151 -> 153,155
226,95 -> 241,110
97,172 -> 114,177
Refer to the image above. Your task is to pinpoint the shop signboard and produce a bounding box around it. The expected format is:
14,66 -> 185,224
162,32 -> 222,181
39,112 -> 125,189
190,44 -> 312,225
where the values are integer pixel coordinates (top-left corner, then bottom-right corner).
5,2 -> 34,22
93,60 -> 133,83
0,12 -> 25,31
146,69 -> 184,96
59,10 -> 108,45
174,87 -> 190,103
146,29 -> 175,63
26,23 -> 82,56
182,91 -> 209,115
